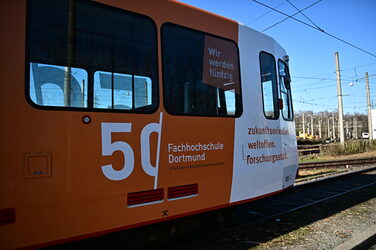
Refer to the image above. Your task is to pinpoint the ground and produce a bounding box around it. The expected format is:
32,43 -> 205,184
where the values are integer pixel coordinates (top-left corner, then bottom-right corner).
254,195 -> 376,249
251,173 -> 376,249
300,149 -> 376,163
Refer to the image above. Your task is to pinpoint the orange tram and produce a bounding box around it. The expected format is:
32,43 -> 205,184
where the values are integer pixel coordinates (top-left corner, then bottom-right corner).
0,0 -> 298,248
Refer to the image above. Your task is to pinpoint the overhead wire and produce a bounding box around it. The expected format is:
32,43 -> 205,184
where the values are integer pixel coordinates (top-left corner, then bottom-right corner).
293,89 -> 373,111
292,75 -> 376,84
288,61 -> 376,81
341,62 -> 376,72
247,1 -> 375,111
293,97 -> 367,109
293,99 -> 337,109
292,77 -> 375,110
293,83 -> 335,92
262,0 -> 322,32
246,0 -> 287,25
286,0 -> 322,31
252,0 -> 376,58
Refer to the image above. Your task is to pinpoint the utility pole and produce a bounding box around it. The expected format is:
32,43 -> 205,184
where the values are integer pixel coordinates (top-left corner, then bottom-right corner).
345,120 -> 349,139
307,122 -> 310,135
302,112 -> 306,135
327,117 -> 330,139
332,113 -> 336,140
319,118 -> 322,138
335,52 -> 345,145
366,72 -> 373,141
354,117 -> 358,139
311,115 -> 314,137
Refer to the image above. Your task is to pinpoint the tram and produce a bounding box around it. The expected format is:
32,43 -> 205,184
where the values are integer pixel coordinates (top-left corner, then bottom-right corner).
0,0 -> 298,248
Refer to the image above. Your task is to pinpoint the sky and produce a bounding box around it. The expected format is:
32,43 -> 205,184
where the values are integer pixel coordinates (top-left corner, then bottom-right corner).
177,0 -> 376,115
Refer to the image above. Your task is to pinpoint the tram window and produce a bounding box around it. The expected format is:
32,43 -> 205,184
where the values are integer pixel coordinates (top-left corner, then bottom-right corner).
93,71 -> 152,110
260,52 -> 279,119
29,63 -> 88,107
27,0 -> 158,112
162,23 -> 242,117
278,60 -> 293,121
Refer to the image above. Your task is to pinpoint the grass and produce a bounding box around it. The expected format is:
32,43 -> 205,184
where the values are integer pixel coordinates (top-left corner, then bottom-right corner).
328,140 -> 376,156
299,156 -> 323,163
299,168 -> 339,176
299,140 -> 376,163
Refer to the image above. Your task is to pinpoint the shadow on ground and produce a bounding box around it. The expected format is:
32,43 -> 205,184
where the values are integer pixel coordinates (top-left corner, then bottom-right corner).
47,173 -> 376,250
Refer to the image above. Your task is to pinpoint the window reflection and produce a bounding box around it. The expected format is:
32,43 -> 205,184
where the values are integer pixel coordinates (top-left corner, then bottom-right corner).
29,63 -> 88,107
260,52 -> 278,119
27,0 -> 157,112
94,71 -> 152,110
162,23 -> 242,117
278,60 -> 293,121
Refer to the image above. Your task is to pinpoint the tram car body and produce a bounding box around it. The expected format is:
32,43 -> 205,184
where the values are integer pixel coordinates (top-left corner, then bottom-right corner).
0,0 -> 298,248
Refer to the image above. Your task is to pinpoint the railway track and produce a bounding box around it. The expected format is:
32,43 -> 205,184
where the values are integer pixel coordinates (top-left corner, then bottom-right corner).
174,163 -> 376,249
297,157 -> 376,184
299,156 -> 376,169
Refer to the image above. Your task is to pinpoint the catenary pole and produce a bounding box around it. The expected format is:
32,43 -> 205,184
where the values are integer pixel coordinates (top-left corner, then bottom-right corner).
345,120 -> 348,139
366,72 -> 373,141
335,52 -> 345,145
302,112 -> 306,135
319,118 -> 322,138
332,112 -> 336,139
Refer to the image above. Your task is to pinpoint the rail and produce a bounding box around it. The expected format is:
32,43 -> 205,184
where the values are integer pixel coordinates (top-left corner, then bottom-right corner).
299,156 -> 376,169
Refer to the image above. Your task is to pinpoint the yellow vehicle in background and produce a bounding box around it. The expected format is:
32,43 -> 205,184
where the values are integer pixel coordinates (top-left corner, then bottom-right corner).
297,132 -> 315,140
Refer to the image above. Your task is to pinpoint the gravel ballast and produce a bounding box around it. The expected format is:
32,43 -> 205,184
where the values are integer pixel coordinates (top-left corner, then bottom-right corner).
252,184 -> 376,249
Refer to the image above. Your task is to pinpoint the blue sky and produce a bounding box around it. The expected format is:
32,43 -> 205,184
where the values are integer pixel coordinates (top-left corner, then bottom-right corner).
177,0 -> 376,114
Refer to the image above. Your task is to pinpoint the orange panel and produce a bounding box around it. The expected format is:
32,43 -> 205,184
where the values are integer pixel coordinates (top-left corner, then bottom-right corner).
0,0 -> 240,249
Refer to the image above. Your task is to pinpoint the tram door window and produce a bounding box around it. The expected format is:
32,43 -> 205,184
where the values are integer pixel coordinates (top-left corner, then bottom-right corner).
260,52 -> 279,119
278,60 -> 293,121
27,0 -> 158,113
162,23 -> 242,117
